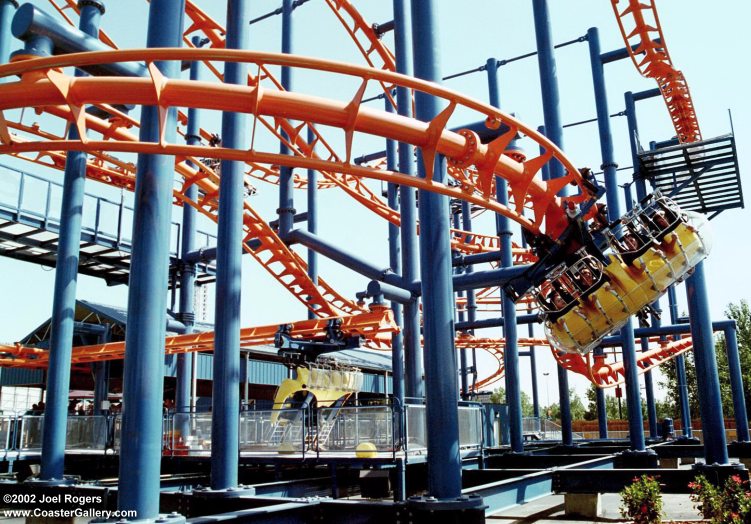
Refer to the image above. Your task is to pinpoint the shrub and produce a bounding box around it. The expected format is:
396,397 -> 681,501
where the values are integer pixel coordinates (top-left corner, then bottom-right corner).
689,474 -> 751,524
620,475 -> 663,524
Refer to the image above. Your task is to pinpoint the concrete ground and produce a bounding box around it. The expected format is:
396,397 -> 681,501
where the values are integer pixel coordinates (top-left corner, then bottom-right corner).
487,493 -> 703,523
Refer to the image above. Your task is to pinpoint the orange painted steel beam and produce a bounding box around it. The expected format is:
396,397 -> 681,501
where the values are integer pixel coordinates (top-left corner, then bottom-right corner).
0,49 -> 596,241
555,336 -> 694,388
611,0 -> 702,143
0,308 -> 397,369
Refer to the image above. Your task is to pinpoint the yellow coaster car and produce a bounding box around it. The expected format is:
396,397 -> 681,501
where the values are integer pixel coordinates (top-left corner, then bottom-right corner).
538,195 -> 710,355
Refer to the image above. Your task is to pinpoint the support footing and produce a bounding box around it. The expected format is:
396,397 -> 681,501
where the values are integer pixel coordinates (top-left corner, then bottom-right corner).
659,457 -> 679,469
692,461 -> 747,485
407,494 -> 485,523
192,486 -> 256,499
615,449 -> 658,468
564,492 -> 601,519
25,476 -> 78,487
92,512 -> 186,524
729,440 -> 751,459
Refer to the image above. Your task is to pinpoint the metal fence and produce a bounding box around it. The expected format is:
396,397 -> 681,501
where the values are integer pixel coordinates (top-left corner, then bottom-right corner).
0,403 -> 485,457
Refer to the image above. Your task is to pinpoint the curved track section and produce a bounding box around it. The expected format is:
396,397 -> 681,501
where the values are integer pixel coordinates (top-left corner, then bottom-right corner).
611,0 -> 702,143
555,337 -> 693,388
0,49 -> 595,238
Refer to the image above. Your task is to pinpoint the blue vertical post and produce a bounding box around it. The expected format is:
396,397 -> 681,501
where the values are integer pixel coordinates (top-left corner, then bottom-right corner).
622,319 -> 646,450
529,343 -> 540,419
643,300 -> 663,439
393,0 -> 423,399
724,324 -> 750,443
557,366 -> 573,445
452,211 -> 469,398
0,0 -> 17,73
588,29 -> 645,450
641,337 -> 658,438
278,0 -> 295,239
460,200 -> 479,394
40,0 -> 104,483
668,285 -> 693,439
93,324 -> 110,416
119,0 -> 184,516
593,346 -> 609,439
307,126 -> 318,320
486,58 -> 523,453
522,231 -> 540,417
411,0 -> 462,500
624,91 -> 648,200
211,0 -> 250,491
587,27 -> 620,215
176,36 -> 203,428
532,4 -> 577,443
385,102 -> 406,500
532,0 -> 565,180
686,262 -> 729,464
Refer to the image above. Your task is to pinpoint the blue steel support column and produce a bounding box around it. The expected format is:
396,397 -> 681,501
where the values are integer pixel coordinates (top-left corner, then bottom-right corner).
589,29 -> 646,451
411,0 -> 463,501
40,0 -> 104,483
393,0 -> 423,399
622,319 -> 646,450
460,200 -> 479,393
668,286 -> 693,439
532,6 -> 578,444
307,126 -> 318,320
93,325 -> 110,416
211,0 -> 250,491
641,336 -> 658,438
176,37 -> 203,428
278,0 -> 295,239
452,211 -> 469,398
557,366 -> 573,445
724,324 -> 750,443
0,0 -> 17,71
624,91 -> 648,200
385,103 -> 406,501
532,0 -> 565,179
594,346 -> 609,439
486,58 -> 522,453
118,0 -> 184,517
528,335 -> 540,419
643,300 -> 663,439
686,262 -> 729,464
587,27 -> 620,214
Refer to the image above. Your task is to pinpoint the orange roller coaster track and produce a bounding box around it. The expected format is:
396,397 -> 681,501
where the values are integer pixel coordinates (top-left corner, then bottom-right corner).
0,308 -> 398,369
611,0 -> 702,143
0,49 -> 595,238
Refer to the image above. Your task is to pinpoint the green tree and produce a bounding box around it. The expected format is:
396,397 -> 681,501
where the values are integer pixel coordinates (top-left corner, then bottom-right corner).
548,388 -> 587,421
660,300 -> 751,423
488,386 -> 535,417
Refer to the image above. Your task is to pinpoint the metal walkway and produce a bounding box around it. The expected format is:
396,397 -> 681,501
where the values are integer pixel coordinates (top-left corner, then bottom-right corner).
0,162 -> 217,286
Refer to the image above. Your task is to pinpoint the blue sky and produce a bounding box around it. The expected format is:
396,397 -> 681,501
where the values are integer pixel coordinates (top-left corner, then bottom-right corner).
0,0 -> 748,406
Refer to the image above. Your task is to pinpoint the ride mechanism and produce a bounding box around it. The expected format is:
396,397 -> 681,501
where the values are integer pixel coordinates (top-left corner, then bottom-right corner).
0,0 -> 718,404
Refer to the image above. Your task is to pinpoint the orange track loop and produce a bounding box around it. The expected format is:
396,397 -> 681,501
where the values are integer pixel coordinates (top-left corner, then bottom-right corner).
0,308 -> 397,369
0,48 -> 595,240
555,337 -> 694,388
322,0 -> 397,108
611,0 -> 702,143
